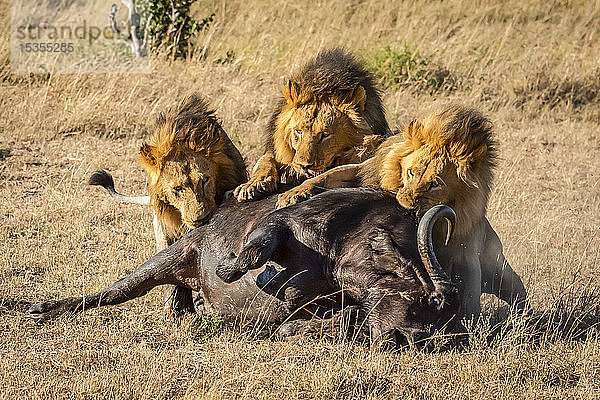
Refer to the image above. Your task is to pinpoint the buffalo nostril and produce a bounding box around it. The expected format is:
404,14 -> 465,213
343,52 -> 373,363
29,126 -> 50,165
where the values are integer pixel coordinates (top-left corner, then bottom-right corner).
412,331 -> 433,348
392,329 -> 410,349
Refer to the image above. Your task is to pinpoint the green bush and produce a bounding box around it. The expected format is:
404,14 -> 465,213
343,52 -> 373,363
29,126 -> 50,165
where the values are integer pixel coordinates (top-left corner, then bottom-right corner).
136,0 -> 214,59
190,314 -> 224,343
366,45 -> 457,94
0,148 -> 11,161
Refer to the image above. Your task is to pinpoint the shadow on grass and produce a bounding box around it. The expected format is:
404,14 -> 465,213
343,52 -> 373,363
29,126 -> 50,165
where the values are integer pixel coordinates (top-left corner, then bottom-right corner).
198,282 -> 600,353
474,284 -> 600,351
0,297 -> 33,315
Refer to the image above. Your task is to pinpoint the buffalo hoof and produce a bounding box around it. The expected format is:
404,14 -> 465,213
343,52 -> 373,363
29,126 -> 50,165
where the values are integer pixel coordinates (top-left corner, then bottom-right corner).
278,319 -> 307,337
165,285 -> 196,319
28,298 -> 77,323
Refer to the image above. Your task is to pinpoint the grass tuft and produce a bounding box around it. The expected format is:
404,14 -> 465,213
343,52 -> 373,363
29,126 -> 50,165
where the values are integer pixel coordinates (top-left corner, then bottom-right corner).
514,69 -> 600,113
0,147 -> 11,160
365,45 -> 458,94
189,313 -> 225,343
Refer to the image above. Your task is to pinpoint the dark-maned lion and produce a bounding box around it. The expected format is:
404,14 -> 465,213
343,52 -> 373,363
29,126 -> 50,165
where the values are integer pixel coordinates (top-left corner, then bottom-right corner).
276,104 -> 528,319
90,94 -> 247,250
234,48 -> 390,202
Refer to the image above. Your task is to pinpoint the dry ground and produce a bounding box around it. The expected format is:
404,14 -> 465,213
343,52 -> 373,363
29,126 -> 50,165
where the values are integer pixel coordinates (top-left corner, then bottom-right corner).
1,0 -> 600,398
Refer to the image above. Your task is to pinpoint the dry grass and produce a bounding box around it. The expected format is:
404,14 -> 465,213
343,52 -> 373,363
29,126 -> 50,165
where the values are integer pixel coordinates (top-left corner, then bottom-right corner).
1,0 -> 600,398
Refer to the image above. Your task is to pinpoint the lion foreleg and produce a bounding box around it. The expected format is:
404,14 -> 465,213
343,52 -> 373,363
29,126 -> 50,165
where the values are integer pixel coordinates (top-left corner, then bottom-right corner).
151,212 -> 194,316
460,254 -> 482,322
480,221 -> 528,312
234,153 -> 279,202
276,163 -> 363,208
153,212 -> 169,252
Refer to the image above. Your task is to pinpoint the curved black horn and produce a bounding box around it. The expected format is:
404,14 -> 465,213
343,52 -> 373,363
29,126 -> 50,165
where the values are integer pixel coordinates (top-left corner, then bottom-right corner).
417,205 -> 455,290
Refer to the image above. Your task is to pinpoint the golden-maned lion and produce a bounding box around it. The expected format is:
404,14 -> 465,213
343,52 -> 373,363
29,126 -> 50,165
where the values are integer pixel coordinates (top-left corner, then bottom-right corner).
234,48 -> 390,202
90,94 -> 247,250
277,104 -> 528,319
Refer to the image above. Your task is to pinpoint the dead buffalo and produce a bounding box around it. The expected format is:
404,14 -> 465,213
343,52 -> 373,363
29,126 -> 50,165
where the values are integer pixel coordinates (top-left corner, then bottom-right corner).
29,188 -> 461,347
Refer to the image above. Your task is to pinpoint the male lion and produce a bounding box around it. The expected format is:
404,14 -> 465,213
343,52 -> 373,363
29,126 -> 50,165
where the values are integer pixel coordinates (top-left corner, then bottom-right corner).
276,104 -> 528,319
90,94 -> 247,250
234,48 -> 390,202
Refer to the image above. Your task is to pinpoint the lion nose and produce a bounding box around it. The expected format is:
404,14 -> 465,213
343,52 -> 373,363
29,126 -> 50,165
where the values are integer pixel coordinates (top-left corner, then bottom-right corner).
191,217 -> 205,225
297,161 -> 315,169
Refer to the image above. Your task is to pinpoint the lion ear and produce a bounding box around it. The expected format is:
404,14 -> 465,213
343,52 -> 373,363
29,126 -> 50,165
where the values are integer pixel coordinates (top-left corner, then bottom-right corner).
335,85 -> 367,117
456,164 -> 479,188
283,80 -> 301,107
454,143 -> 487,188
348,85 -> 366,112
405,120 -> 424,144
139,143 -> 159,171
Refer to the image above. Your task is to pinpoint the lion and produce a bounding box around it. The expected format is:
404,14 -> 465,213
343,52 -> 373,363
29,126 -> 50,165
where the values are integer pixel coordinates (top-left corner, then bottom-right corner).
234,48 -> 390,202
90,94 -> 247,251
276,104 -> 528,319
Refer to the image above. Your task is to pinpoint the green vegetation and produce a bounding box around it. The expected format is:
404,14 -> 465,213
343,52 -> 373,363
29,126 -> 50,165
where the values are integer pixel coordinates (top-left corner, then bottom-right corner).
366,45 -> 457,94
136,0 -> 214,58
189,313 -> 224,343
0,147 -> 11,161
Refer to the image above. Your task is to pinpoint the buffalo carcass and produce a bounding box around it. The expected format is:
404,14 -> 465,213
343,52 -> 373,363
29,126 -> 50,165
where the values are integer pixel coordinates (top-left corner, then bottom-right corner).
29,188 -> 461,347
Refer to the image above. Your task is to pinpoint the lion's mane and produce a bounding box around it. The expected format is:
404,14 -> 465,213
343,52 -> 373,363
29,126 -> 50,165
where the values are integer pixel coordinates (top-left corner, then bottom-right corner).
139,94 -> 247,234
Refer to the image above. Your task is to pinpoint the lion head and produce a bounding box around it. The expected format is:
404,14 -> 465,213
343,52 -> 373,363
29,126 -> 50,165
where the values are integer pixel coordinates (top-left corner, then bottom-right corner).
139,95 -> 247,238
362,105 -> 496,238
269,49 -> 390,178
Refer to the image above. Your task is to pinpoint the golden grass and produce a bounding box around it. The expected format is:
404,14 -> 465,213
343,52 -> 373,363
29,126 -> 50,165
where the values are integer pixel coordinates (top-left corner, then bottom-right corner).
1,0 -> 600,398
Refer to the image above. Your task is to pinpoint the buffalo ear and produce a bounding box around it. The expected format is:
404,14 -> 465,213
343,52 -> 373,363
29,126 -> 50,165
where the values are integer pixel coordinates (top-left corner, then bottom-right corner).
283,80 -> 301,107
139,143 -> 158,170
216,226 -> 287,283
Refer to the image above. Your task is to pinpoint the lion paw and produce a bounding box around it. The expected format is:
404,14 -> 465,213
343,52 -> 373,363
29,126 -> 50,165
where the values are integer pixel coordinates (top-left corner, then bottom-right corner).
234,176 -> 277,202
276,186 -> 314,209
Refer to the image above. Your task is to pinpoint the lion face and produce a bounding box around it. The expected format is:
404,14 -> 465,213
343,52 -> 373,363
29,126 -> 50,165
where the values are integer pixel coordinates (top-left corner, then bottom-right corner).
155,150 -> 217,228
375,105 -> 495,237
393,148 -> 460,213
285,103 -> 362,177
274,81 -> 370,178
141,144 -> 218,230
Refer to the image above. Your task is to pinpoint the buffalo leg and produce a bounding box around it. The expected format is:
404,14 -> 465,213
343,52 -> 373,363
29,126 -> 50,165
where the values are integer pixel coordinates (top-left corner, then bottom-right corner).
216,226 -> 288,283
29,241 -> 197,322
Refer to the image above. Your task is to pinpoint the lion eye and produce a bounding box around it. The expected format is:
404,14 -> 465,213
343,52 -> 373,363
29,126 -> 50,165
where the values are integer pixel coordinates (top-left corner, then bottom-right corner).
173,186 -> 184,194
429,181 -> 439,190
320,132 -> 331,141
